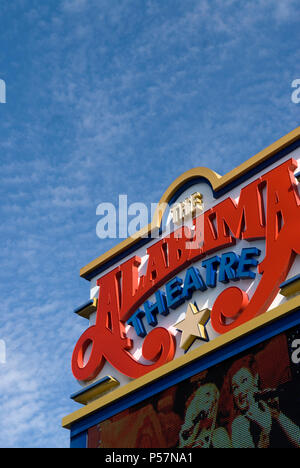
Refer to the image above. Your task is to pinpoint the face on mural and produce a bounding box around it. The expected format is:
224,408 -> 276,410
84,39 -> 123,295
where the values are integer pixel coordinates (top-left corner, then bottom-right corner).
231,367 -> 258,412
195,383 -> 219,418
185,383 -> 219,426
179,382 -> 220,446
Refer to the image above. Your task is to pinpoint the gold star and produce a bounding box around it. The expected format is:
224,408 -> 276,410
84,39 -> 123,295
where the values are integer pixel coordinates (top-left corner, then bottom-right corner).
175,303 -> 211,351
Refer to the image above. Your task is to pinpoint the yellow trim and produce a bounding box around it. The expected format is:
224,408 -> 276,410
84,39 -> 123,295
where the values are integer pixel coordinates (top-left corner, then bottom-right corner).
72,377 -> 120,405
280,280 -> 300,298
75,298 -> 98,319
80,127 -> 300,280
62,295 -> 300,429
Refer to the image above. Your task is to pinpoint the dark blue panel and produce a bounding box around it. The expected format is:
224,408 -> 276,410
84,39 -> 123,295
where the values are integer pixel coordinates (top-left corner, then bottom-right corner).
280,274 -> 300,288
70,376 -> 112,401
73,300 -> 93,315
70,431 -> 87,448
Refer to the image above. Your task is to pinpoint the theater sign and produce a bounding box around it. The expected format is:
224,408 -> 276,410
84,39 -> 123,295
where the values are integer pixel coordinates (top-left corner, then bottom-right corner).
63,127 -> 300,448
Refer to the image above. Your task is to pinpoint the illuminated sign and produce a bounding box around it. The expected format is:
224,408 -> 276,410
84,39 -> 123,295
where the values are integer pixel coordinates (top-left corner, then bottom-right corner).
69,128 -> 300,408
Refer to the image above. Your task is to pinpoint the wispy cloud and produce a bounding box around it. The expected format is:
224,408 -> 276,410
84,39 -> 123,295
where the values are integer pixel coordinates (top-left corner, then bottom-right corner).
0,0 -> 298,447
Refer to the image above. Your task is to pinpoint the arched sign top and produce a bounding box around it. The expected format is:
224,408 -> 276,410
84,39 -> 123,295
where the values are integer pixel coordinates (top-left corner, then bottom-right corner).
68,127 -> 300,409
80,127 -> 300,281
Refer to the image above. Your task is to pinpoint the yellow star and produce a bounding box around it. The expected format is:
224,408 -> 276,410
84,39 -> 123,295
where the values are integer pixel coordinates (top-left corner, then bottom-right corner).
175,303 -> 211,351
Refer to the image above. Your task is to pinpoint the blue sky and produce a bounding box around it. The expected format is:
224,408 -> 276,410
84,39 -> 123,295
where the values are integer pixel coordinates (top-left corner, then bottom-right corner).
0,0 -> 299,448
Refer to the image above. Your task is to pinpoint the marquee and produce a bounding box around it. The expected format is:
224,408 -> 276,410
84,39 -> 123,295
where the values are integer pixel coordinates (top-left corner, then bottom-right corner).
62,127 -> 300,448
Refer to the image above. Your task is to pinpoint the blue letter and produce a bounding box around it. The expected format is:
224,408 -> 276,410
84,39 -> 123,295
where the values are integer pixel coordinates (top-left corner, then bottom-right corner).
219,252 -> 239,283
237,247 -> 261,279
166,277 -> 184,309
202,256 -> 221,287
127,309 -> 147,337
143,291 -> 169,327
182,267 -> 207,300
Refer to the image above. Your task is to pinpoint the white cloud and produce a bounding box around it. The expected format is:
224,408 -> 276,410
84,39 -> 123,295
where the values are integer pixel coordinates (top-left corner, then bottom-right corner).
61,0 -> 89,13
0,0 -> 299,448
